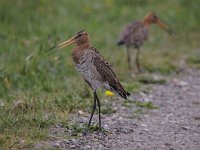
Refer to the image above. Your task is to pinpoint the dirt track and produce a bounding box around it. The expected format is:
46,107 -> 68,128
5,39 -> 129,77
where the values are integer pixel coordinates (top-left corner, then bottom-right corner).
42,69 -> 200,150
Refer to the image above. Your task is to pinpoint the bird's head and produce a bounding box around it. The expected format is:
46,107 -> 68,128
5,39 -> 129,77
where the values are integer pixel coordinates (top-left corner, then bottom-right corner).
46,30 -> 90,55
143,11 -> 174,35
143,12 -> 168,28
73,30 -> 90,45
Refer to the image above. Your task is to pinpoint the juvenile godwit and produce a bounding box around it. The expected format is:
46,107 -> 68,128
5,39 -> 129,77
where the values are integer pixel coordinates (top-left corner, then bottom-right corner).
47,30 -> 130,132
117,11 -> 172,72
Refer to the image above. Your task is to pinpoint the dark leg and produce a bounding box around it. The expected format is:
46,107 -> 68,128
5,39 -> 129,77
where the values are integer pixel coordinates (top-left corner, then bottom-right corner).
126,46 -> 132,72
94,91 -> 101,129
136,47 -> 141,73
87,91 -> 97,129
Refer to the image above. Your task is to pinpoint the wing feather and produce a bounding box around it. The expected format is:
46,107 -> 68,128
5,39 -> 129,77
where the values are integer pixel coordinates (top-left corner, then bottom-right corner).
90,47 -> 130,99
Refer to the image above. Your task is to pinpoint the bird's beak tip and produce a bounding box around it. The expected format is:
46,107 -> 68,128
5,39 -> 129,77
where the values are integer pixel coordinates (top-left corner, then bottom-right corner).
45,37 -> 75,56
156,19 -> 175,36
45,46 -> 56,52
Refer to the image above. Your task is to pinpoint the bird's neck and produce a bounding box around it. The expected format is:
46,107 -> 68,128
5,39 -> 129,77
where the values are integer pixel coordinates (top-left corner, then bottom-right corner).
75,42 -> 91,50
142,19 -> 152,27
72,42 -> 91,64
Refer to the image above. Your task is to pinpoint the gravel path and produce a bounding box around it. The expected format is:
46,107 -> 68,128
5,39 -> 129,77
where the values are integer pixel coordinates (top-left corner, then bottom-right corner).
45,69 -> 200,150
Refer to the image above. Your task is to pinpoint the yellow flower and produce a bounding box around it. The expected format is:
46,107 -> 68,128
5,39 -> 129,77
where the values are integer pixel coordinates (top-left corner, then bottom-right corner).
105,90 -> 114,96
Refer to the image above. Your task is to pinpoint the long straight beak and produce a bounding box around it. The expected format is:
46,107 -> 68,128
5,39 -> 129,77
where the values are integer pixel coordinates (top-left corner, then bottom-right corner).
156,19 -> 175,36
46,37 -> 75,55
156,19 -> 168,30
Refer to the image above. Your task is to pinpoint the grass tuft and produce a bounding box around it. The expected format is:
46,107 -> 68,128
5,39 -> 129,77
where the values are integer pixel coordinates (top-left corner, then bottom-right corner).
187,56 -> 200,68
133,101 -> 158,109
138,76 -> 166,84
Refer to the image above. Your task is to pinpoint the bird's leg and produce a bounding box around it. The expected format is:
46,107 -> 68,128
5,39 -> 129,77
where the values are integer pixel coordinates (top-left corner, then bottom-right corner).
136,47 -> 141,73
94,91 -> 101,130
87,91 -> 97,130
126,46 -> 132,72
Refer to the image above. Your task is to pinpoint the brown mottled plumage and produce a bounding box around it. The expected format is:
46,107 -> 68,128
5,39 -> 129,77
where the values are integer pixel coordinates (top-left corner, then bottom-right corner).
118,11 -> 172,72
47,30 -> 130,132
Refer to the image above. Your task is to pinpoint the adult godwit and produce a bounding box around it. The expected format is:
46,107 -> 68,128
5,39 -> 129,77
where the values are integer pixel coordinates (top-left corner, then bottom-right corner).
117,11 -> 172,72
47,30 -> 130,132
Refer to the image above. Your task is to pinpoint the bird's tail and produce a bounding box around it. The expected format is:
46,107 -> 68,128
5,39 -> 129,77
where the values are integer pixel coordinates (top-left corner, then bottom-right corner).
110,82 -> 130,100
117,40 -> 124,46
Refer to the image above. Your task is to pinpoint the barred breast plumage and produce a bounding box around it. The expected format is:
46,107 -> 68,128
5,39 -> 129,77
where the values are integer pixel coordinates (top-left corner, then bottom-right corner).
73,46 -> 129,99
74,47 -> 103,90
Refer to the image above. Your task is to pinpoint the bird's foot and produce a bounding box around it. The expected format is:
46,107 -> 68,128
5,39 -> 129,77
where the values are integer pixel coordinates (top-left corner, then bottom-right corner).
128,67 -> 134,74
128,70 -> 135,77
136,67 -> 146,74
82,128 -> 89,136
83,125 -> 107,136
82,125 -> 98,136
96,127 -> 108,135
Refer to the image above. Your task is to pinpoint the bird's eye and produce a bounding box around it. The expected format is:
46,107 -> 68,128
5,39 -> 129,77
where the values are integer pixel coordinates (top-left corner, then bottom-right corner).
75,33 -> 82,39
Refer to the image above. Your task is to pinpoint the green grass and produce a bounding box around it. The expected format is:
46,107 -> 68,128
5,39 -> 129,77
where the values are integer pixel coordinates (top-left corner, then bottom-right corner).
187,55 -> 200,68
138,75 -> 166,84
0,67 -> 7,78
123,100 -> 158,119
0,0 -> 200,149
122,100 -> 157,109
133,101 -> 158,109
101,105 -> 117,114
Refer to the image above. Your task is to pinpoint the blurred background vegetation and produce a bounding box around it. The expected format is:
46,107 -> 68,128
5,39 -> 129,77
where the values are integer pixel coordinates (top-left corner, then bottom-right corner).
0,0 -> 200,149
